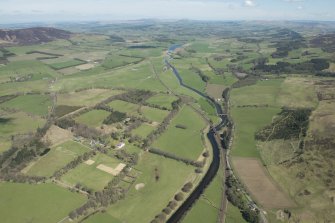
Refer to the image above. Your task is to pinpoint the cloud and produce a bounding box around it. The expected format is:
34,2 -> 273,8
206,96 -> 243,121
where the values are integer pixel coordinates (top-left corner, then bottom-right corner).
244,0 -> 255,7
297,5 -> 303,10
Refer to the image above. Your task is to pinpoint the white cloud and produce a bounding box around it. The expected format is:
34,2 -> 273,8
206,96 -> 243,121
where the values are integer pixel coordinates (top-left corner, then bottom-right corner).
297,5 -> 303,10
244,0 -> 256,7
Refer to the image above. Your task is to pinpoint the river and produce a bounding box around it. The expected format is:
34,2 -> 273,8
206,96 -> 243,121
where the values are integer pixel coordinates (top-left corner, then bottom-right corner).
166,45 -> 228,223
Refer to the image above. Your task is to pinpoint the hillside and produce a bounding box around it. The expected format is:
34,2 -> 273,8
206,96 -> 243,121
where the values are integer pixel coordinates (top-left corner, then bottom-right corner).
0,27 -> 71,45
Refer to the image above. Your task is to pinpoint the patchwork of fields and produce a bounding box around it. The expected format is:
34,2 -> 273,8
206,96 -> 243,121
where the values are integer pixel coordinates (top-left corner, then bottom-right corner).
0,21 -> 334,223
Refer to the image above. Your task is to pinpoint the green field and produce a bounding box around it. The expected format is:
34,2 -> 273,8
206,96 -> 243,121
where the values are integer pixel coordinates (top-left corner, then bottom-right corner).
83,212 -> 121,223
225,202 -> 248,223
49,59 -> 85,70
146,93 -> 178,109
0,60 -> 58,83
230,79 -> 283,107
198,98 -> 216,116
182,165 -> 224,223
230,107 -> 280,157
53,63 -> 166,92
102,55 -> 143,69
0,111 -> 46,137
153,105 -> 207,160
140,106 -> 169,123
27,140 -> 90,177
132,123 -> 155,138
75,109 -> 110,127
108,100 -> 139,115
0,182 -> 85,223
57,89 -> 123,106
62,153 -> 121,191
1,94 -> 52,116
106,152 -> 194,223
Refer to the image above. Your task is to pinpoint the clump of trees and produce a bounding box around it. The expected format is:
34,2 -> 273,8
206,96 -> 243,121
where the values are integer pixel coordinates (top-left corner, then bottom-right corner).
255,108 -> 312,141
255,58 -> 330,74
114,150 -> 138,166
226,176 -> 260,223
175,124 -> 187,129
103,111 -> 127,125
181,182 -> 193,193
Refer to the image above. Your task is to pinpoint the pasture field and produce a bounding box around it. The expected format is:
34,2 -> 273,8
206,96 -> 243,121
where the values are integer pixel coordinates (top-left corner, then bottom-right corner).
53,62 -> 166,92
153,105 -> 207,160
230,79 -> 283,107
176,67 -> 206,93
140,106 -> 169,123
197,98 -> 216,116
108,100 -> 139,115
231,77 -> 318,108
131,123 -> 155,138
57,89 -> 123,106
0,111 -> 46,137
106,152 -> 195,223
0,60 -> 57,81
27,140 -> 90,177
62,153 -> 121,191
49,59 -> 86,70
232,157 -> 294,209
230,107 -> 280,157
120,47 -> 164,58
83,212 -> 121,223
182,165 -> 224,223
0,182 -> 85,223
54,105 -> 82,117
146,93 -> 178,109
225,202 -> 247,223
276,77 -> 318,108
102,54 -> 143,69
1,94 -> 51,116
75,109 -> 110,127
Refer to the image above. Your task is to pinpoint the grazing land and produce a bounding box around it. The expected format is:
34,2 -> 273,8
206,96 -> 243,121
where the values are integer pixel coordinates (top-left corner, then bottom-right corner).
146,93 -> 178,109
0,182 -> 86,223
75,109 -> 110,128
106,152 -> 195,223
62,153 -> 121,191
153,105 -> 207,160
1,94 -> 52,116
26,140 -> 90,177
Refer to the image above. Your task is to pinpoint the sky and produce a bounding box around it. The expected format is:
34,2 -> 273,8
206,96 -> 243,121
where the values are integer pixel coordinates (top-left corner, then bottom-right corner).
0,0 -> 334,24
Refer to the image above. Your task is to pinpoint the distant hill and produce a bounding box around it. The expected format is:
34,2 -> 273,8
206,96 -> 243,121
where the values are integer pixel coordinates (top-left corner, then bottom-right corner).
0,27 -> 71,45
